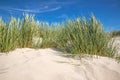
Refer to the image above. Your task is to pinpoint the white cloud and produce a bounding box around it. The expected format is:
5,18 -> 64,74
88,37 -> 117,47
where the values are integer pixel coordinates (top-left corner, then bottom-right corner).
0,0 -> 77,14
9,6 -> 61,13
42,1 -> 76,5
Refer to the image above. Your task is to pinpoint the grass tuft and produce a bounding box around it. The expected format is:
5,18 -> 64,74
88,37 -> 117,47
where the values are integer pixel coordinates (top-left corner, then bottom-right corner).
0,14 -> 117,59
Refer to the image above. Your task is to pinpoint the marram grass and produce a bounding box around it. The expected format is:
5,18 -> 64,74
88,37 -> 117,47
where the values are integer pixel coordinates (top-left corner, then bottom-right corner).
0,14 -> 116,59
57,16 -> 116,58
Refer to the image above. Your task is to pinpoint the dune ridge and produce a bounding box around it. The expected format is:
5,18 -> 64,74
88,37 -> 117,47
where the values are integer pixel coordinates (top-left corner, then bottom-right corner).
0,47 -> 120,80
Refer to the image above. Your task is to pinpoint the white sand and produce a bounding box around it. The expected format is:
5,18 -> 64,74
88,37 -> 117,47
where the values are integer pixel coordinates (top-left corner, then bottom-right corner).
0,37 -> 120,80
0,48 -> 120,80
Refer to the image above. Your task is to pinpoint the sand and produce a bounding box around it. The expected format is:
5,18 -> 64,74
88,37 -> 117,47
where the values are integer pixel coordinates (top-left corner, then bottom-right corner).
0,48 -> 120,80
0,37 -> 120,80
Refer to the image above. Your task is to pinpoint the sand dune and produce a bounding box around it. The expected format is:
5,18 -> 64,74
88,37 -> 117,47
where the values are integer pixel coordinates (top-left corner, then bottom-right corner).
0,48 -> 120,80
113,37 -> 120,56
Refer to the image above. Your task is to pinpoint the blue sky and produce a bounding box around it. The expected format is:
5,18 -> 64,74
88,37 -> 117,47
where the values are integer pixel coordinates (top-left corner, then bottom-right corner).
0,0 -> 120,31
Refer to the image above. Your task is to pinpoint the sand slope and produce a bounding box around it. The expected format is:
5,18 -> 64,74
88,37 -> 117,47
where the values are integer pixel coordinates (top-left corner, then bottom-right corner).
0,48 -> 120,80
113,37 -> 120,56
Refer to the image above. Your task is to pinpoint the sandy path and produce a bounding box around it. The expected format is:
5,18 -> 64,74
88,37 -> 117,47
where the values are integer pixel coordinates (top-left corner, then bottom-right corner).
0,48 -> 120,80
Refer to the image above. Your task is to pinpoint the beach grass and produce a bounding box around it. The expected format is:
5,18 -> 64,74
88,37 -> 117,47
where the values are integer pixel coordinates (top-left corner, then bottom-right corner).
57,16 -> 116,58
0,14 -> 116,58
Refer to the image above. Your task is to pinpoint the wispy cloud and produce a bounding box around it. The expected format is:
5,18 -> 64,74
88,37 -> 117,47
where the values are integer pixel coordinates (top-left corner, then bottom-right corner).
0,6 -> 61,14
42,1 -> 77,5
0,0 -> 76,14
9,6 -> 61,13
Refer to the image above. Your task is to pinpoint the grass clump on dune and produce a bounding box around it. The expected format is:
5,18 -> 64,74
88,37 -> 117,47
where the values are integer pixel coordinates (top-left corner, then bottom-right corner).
18,14 -> 38,48
0,17 -> 19,52
58,16 -> 116,58
0,14 -> 116,58
32,22 -> 60,48
0,14 -> 39,52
